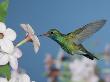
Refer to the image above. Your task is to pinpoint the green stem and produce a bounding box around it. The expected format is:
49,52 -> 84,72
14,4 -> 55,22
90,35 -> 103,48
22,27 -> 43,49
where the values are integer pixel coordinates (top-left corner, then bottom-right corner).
16,36 -> 31,47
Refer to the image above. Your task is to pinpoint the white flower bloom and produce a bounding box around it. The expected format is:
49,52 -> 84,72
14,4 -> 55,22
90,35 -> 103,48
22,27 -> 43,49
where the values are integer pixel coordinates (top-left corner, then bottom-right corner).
69,59 -> 84,74
56,48 -> 64,69
9,71 -> 30,82
16,24 -> 40,54
0,22 -> 16,53
0,70 -> 35,82
81,57 -> 96,75
44,54 -> 54,70
0,77 -> 8,82
0,48 -> 22,70
82,57 -> 96,66
86,75 -> 99,82
71,75 -> 84,82
69,58 -> 98,82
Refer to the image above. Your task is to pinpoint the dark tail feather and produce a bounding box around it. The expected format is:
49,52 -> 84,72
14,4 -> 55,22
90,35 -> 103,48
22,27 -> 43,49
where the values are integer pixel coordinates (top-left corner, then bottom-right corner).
83,52 -> 99,60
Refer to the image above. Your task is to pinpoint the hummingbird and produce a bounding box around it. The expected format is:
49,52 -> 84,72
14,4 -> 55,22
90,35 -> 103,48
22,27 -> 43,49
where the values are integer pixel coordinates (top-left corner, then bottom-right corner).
39,19 -> 107,60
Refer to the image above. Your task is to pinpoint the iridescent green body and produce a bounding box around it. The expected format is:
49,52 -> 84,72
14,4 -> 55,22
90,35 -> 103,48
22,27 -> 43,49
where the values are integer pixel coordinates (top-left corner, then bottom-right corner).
49,32 -> 88,55
44,20 -> 106,60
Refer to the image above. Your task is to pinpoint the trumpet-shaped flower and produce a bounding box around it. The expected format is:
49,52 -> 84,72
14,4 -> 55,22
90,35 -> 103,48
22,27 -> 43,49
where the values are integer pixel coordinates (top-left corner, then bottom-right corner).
0,48 -> 22,70
0,22 -> 16,53
16,24 -> 40,54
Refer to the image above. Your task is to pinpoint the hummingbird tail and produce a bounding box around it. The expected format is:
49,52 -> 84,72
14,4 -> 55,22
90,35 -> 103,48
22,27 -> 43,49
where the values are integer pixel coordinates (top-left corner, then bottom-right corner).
83,52 -> 99,60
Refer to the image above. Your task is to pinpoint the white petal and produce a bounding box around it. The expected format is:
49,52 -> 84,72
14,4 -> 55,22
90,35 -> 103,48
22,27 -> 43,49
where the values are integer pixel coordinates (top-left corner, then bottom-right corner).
19,74 -> 30,82
10,71 -> 19,82
4,28 -> 16,41
0,22 -> 6,33
9,56 -> 18,70
9,78 -> 17,82
13,48 -> 22,58
33,46 -> 39,54
0,77 -> 8,82
0,40 -> 14,53
31,35 -> 40,54
0,54 -> 9,65
31,35 -> 40,46
11,70 -> 18,77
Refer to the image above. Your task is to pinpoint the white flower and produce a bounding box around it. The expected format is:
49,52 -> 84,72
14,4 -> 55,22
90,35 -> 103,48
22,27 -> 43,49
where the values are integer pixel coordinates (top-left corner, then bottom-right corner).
71,75 -> 84,82
0,22 -> 16,53
82,57 -> 96,66
9,70 -> 31,82
16,24 -> 40,54
44,54 -> 54,70
81,57 -> 96,76
69,59 -> 84,74
56,48 -> 64,69
69,58 -> 98,82
0,77 -> 8,82
86,75 -> 99,82
0,70 -> 34,82
0,48 -> 22,70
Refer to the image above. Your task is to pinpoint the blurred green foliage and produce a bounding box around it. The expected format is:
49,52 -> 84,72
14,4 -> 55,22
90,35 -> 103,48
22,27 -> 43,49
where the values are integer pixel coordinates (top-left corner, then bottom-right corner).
0,0 -> 9,22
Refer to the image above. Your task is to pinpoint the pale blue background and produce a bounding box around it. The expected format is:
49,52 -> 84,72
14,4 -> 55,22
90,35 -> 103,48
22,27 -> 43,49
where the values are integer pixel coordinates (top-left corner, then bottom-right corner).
2,0 -> 110,81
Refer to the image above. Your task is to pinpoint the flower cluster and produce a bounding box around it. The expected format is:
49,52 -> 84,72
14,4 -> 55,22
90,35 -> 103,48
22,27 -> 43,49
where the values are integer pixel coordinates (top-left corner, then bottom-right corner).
44,49 -> 99,82
69,57 -> 99,82
0,70 -> 35,82
0,22 -> 40,82
0,22 -> 19,70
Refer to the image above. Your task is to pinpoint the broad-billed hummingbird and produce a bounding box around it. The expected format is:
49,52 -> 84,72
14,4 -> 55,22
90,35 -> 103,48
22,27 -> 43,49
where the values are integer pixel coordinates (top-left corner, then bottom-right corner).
39,19 -> 106,60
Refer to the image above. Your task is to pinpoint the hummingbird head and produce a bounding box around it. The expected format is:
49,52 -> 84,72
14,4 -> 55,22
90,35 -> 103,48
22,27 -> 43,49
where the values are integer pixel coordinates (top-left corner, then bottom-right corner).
40,29 -> 62,40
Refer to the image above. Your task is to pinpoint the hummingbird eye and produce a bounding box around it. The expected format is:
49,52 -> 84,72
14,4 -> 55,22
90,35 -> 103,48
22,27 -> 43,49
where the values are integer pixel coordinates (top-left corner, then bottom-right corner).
50,32 -> 54,34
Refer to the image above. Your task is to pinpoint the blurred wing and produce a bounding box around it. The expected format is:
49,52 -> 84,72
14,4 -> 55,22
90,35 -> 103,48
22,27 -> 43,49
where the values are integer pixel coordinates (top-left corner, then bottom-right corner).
66,20 -> 106,44
20,24 -> 35,34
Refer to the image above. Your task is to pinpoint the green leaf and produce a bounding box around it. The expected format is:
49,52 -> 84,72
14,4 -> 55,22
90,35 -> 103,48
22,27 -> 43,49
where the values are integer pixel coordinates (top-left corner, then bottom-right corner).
0,0 -> 11,80
0,64 -> 11,80
0,0 -> 9,22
